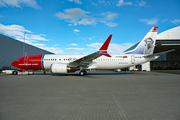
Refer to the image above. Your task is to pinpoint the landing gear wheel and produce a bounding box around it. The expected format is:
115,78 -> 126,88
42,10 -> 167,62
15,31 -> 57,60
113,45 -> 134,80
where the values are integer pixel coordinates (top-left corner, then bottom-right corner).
12,71 -> 18,75
79,71 -> 84,76
79,70 -> 87,76
83,71 -> 87,75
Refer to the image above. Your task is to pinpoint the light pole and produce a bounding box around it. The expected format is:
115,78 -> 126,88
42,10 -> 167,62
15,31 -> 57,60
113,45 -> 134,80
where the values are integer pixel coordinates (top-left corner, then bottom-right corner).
23,32 -> 26,56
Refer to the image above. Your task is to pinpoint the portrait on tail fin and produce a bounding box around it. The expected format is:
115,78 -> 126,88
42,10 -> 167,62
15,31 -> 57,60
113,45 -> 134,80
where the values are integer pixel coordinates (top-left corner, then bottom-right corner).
123,27 -> 158,55
144,37 -> 154,55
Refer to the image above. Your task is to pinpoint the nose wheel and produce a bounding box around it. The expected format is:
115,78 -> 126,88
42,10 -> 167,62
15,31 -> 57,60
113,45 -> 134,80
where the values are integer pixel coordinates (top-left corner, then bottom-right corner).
79,70 -> 87,76
12,71 -> 18,75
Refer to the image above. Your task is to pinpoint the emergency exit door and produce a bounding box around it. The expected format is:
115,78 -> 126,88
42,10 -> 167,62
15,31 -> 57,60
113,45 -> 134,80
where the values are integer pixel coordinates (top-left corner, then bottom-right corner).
131,55 -> 135,64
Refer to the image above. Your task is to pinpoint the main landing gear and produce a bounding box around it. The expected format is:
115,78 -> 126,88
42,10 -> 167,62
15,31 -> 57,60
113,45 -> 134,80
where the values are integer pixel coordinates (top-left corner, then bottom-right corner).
79,70 -> 87,76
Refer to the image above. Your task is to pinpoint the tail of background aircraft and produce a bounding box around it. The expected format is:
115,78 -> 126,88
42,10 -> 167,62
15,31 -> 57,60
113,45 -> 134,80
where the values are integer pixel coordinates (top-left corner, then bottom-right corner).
123,27 -> 158,55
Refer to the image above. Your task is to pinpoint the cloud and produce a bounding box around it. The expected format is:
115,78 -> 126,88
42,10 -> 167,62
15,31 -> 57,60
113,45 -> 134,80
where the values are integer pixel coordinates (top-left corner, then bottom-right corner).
0,23 -> 32,39
0,23 -> 49,43
55,8 -> 91,26
116,0 -> 132,7
80,36 -> 95,41
55,8 -> 89,20
55,8 -> 97,26
0,0 -> 41,9
162,18 -> 168,22
73,29 -> 80,33
106,22 -> 118,27
87,43 -> 134,53
78,18 -> 97,25
139,18 -> 158,25
92,3 -> 98,6
66,48 -> 85,50
172,19 -> 180,24
87,43 -> 102,49
98,0 -> 116,5
101,12 -> 117,20
0,23 -> 64,54
136,0 -> 146,6
109,43 -> 134,53
98,0 -> 106,4
27,43 -> 63,54
100,12 -> 118,27
29,34 -> 48,41
67,0 -> 82,4
68,24 -> 73,26
45,47 -> 63,54
55,8 -> 118,27
46,47 -> 63,54
100,20 -> 118,27
70,43 -> 78,46
89,36 -> 95,40
54,44 -> 59,46
35,44 -> 63,54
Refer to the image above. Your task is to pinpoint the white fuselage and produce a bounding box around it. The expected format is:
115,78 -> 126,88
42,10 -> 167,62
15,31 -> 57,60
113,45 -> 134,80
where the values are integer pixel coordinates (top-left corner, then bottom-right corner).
43,54 -> 158,70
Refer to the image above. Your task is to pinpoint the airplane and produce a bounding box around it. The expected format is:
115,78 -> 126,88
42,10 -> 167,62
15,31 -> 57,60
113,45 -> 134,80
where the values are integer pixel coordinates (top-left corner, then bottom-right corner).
11,27 -> 174,75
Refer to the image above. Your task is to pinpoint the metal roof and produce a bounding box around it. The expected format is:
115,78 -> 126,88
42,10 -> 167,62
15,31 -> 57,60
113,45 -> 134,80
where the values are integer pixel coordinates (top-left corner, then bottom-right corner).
157,26 -> 180,40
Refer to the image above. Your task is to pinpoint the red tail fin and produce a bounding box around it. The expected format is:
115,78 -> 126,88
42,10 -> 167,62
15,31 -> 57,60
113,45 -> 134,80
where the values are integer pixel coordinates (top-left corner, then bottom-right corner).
98,35 -> 112,57
99,35 -> 112,51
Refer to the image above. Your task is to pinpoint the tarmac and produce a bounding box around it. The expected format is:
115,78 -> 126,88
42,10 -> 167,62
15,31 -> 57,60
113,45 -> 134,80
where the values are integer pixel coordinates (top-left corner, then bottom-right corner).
0,71 -> 180,120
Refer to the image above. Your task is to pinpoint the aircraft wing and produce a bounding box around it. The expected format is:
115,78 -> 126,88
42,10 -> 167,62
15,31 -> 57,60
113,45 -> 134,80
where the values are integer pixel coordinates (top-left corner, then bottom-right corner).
68,35 -> 112,68
143,49 -> 175,57
68,52 -> 101,68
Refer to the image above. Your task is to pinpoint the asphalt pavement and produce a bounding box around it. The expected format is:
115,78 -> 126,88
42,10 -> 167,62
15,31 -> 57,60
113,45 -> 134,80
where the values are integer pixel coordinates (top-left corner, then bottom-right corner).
0,71 -> 180,120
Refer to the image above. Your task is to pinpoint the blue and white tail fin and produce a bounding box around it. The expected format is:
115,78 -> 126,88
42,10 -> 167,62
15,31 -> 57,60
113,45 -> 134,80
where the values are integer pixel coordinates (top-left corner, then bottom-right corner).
123,27 -> 158,55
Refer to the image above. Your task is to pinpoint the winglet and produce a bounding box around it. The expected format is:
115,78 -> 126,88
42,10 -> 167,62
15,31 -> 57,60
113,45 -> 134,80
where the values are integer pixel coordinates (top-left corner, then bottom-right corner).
98,35 -> 112,57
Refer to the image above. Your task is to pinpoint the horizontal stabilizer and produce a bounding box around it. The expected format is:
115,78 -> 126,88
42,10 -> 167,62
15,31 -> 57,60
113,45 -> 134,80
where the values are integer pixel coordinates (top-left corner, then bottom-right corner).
144,49 -> 175,57
100,53 -> 111,57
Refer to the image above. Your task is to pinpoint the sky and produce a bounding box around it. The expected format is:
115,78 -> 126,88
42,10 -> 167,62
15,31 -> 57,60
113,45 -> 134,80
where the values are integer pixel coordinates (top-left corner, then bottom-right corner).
0,0 -> 180,54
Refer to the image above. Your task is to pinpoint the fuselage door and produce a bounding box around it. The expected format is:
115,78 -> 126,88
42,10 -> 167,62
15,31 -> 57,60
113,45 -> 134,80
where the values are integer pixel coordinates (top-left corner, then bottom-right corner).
24,56 -> 28,66
131,55 -> 135,64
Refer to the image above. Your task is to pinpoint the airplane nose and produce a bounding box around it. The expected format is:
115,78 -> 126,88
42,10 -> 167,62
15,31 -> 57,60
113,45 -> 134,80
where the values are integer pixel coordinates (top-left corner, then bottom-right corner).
11,61 -> 17,67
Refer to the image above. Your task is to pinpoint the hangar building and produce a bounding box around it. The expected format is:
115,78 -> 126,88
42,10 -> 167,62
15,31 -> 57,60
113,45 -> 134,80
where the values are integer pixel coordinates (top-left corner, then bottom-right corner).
137,26 -> 180,71
0,34 -> 54,69
151,26 -> 180,70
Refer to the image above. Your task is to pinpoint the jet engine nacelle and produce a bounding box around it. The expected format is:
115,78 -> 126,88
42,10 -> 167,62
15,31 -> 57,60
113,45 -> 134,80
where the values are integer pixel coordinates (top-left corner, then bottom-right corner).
50,63 -> 76,74
50,63 -> 68,73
